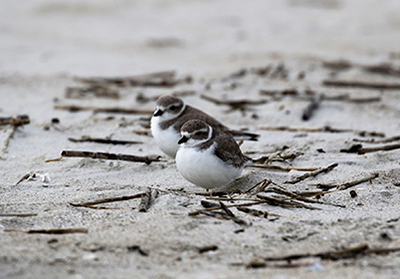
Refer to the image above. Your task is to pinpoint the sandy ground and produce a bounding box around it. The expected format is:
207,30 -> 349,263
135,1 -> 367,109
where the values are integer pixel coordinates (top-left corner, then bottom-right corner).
1,0 -> 400,278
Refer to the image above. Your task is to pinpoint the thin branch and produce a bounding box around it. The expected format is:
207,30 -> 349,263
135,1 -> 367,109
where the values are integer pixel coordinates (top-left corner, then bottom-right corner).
259,125 -> 385,137
73,71 -> 191,88
60,150 -> 161,165
138,188 -> 158,212
314,173 -> 379,191
0,115 -> 30,126
322,80 -> 400,90
5,228 -> 88,234
200,94 -> 268,111
353,136 -> 400,144
54,104 -> 153,115
250,164 -> 318,172
285,163 -> 338,184
68,136 -> 142,145
69,192 -> 147,207
0,213 -> 37,217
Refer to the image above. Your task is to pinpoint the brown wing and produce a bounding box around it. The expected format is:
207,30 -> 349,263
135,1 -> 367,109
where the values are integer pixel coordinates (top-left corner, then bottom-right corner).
213,133 -> 250,168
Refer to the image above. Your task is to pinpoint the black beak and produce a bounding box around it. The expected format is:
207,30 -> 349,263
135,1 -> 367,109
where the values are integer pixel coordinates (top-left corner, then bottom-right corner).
178,136 -> 188,144
153,108 -> 164,117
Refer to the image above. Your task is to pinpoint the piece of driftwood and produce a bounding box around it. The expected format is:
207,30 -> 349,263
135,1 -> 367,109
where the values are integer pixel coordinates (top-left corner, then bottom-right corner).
0,213 -> 37,217
68,136 -> 142,145
358,143 -> 400,155
341,143 -> 400,154
255,194 -> 320,210
60,150 -> 161,165
69,192 -> 147,207
54,104 -> 153,115
197,209 -> 248,226
262,243 -> 400,262
314,173 -> 379,191
260,125 -> 385,137
0,115 -> 30,126
353,135 -> 400,144
362,63 -> 400,77
74,71 -> 191,88
302,93 -> 323,121
138,188 -> 158,212
251,164 -> 318,172
127,245 -> 149,256
285,163 -> 338,184
198,245 -> 219,254
244,179 -> 272,195
200,94 -> 268,111
236,207 -> 269,218
65,85 -> 119,99
322,60 -> 353,71
1,115 -> 31,155
322,80 -> 400,90
5,228 -> 88,234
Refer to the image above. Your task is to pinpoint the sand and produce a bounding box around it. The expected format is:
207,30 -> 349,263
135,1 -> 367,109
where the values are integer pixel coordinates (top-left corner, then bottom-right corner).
1,1 -> 400,278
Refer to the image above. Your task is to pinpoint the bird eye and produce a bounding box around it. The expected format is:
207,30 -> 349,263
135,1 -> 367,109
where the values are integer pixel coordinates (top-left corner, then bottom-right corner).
169,105 -> 178,111
195,131 -> 206,137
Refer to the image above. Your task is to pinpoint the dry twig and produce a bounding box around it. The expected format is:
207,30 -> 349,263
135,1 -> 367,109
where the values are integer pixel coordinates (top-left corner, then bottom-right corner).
322,80 -> 400,90
314,173 -> 379,191
68,136 -> 142,145
285,163 -> 338,184
5,228 -> 88,234
60,150 -> 161,165
259,126 -> 385,137
200,94 -> 268,111
251,164 -> 318,172
74,71 -> 190,88
54,104 -> 153,115
69,192 -> 147,207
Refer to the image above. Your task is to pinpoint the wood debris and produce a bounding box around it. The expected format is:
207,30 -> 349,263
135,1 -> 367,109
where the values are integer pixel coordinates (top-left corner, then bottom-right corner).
0,213 -> 38,217
74,71 -> 191,88
68,136 -> 142,145
69,192 -> 147,207
60,150 -> 161,165
200,94 -> 268,111
65,85 -> 119,99
260,125 -> 385,137
54,104 -> 153,115
5,228 -> 89,234
322,80 -> 400,90
285,163 -> 338,184
0,115 -> 30,126
138,188 -> 158,212
314,173 -> 379,191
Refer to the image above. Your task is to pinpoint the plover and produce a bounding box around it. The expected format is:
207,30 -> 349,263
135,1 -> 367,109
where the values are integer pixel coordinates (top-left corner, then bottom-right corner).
176,119 -> 251,189
151,95 -> 259,157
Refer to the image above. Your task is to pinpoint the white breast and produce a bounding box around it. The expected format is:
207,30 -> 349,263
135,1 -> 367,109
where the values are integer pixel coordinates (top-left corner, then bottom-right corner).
151,116 -> 180,158
176,144 -> 243,189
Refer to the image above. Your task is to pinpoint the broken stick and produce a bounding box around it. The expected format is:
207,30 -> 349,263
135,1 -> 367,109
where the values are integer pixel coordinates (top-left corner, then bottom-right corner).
60,150 -> 161,165
259,125 -> 385,137
68,136 -> 142,145
0,115 -> 30,126
69,192 -> 147,207
322,80 -> 400,90
138,188 -> 158,212
5,228 -> 88,234
285,163 -> 338,184
54,104 -> 153,115
200,94 -> 268,111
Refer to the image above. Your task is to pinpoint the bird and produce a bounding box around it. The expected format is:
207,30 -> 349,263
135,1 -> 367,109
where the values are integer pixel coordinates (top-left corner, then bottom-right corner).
150,95 -> 259,158
175,119 -> 251,189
